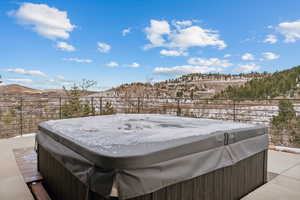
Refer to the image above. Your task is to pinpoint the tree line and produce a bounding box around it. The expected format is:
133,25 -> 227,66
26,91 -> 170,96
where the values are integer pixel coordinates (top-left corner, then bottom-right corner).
215,66 -> 300,99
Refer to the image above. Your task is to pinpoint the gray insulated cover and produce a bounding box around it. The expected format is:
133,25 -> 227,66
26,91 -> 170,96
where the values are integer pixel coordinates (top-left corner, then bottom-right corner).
37,114 -> 268,199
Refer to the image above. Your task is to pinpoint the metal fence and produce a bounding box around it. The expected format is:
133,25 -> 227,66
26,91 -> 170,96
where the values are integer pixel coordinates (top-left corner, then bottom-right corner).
0,96 -> 300,146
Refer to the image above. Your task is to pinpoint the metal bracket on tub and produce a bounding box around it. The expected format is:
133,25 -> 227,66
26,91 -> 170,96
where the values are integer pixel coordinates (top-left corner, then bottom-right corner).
224,132 -> 229,145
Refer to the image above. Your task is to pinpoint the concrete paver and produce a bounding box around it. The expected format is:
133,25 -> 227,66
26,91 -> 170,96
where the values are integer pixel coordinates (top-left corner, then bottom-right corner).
282,164 -> 300,180
0,136 -> 35,200
267,150 -> 300,174
243,150 -> 300,200
243,175 -> 300,200
243,181 -> 300,200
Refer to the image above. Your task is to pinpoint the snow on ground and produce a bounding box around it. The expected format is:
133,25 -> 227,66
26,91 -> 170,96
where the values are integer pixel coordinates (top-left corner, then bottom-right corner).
274,146 -> 300,153
184,104 -> 300,125
14,133 -> 36,138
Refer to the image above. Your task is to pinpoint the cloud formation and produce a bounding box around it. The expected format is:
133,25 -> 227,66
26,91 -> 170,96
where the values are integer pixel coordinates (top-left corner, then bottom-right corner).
277,19 -> 300,43
105,61 -> 119,67
153,55 -> 233,76
63,58 -> 93,63
145,20 -> 170,49
122,28 -> 131,36
129,62 -> 140,68
6,78 -> 33,83
236,63 -> 260,73
160,49 -> 187,56
56,75 -> 65,79
56,42 -> 76,51
174,20 -> 193,27
262,52 -> 280,60
187,57 -> 232,67
169,26 -> 226,49
263,34 -> 278,44
153,65 -> 221,76
97,42 -> 111,53
241,53 -> 255,61
144,19 -> 226,51
7,68 -> 47,77
10,3 -> 75,39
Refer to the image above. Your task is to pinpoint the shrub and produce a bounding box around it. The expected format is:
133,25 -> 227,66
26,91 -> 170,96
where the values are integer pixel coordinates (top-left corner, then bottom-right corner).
102,101 -> 115,115
3,108 -> 17,125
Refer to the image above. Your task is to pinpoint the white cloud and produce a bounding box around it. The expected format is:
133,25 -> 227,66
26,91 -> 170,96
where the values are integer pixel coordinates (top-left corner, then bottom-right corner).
144,19 -> 226,51
46,78 -> 73,87
277,19 -> 300,43
241,53 -> 255,61
122,28 -> 131,36
6,78 -> 33,83
153,65 -> 222,76
236,63 -> 261,73
63,58 -> 93,63
263,34 -> 278,44
56,75 -> 65,79
105,61 -> 119,67
7,68 -> 47,77
174,20 -> 193,27
10,3 -> 75,39
97,42 -> 111,53
169,26 -> 226,50
224,54 -> 231,58
59,81 -> 73,86
4,75 -> 77,89
56,42 -> 76,51
262,52 -> 280,60
129,62 -> 140,68
187,57 -> 232,67
144,20 -> 170,49
160,49 -> 187,56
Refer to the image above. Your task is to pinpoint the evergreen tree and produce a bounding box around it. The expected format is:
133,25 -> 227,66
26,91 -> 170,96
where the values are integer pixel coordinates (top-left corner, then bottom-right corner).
272,100 -> 296,128
61,79 -> 96,118
215,66 -> 300,99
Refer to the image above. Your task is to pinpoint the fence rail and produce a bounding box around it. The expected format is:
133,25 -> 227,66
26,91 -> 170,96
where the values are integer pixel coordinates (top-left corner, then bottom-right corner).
0,96 -> 300,147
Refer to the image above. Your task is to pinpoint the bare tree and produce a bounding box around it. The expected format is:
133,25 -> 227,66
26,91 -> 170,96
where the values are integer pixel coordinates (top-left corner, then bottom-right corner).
61,79 -> 97,118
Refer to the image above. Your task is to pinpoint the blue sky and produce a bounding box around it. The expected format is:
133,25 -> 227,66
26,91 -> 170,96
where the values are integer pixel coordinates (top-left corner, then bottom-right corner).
1,0 -> 300,90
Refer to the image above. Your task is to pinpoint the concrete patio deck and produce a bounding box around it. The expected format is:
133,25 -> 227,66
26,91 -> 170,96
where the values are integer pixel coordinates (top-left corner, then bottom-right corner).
0,135 -> 299,200
0,135 -> 35,200
242,150 -> 300,200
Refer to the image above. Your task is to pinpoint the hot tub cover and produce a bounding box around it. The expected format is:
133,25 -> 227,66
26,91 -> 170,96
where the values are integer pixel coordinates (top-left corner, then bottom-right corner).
37,114 -> 268,199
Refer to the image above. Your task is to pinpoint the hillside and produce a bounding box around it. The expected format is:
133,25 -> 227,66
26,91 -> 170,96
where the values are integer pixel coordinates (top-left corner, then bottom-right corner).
3,66 -> 299,99
0,84 -> 96,96
0,84 -> 69,96
215,66 -> 300,99
0,84 -> 42,94
96,72 -> 269,98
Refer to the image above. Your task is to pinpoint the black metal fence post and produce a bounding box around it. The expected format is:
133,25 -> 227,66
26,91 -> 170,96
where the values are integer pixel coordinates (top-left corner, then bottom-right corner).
59,97 -> 62,119
99,97 -> 103,115
19,97 -> 23,136
91,97 -> 95,116
177,98 -> 181,116
137,97 -> 141,113
233,99 -> 236,121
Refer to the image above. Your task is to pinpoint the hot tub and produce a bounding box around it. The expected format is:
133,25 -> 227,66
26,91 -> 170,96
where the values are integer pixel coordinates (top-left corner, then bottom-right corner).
36,114 -> 268,200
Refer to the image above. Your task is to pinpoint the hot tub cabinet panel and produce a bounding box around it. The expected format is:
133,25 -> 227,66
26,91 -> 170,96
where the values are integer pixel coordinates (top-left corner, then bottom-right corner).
38,145 -> 267,200
36,114 -> 268,200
